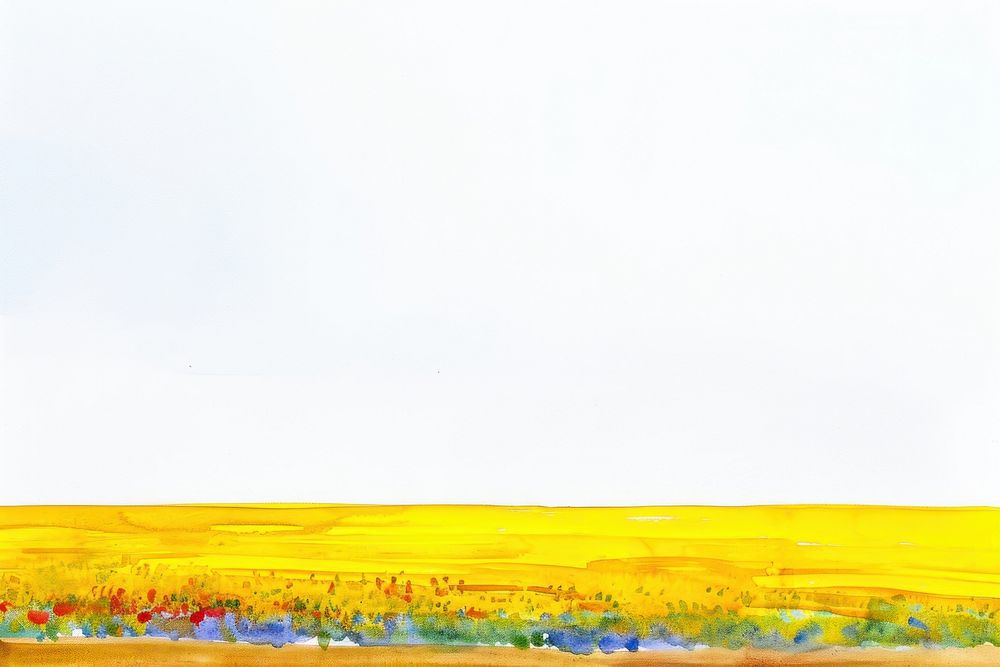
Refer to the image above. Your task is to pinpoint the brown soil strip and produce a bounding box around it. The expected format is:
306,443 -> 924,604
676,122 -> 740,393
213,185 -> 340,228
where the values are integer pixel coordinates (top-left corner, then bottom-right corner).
3,640 -> 1000,666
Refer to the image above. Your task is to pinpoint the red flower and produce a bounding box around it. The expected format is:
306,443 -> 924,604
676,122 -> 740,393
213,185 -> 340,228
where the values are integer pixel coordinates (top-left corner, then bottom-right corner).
53,602 -> 75,617
190,609 -> 205,624
137,611 -> 153,624
147,589 -> 157,604
203,607 -> 225,618
27,610 -> 50,625
0,601 -> 12,613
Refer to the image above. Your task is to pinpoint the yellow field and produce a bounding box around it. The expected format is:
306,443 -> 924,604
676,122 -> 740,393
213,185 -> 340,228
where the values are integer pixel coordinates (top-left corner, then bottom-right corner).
3,505 -> 999,601
1,505 -> 999,654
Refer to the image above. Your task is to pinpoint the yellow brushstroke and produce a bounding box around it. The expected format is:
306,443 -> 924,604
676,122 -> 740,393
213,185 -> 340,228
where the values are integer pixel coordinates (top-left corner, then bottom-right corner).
1,504 -> 1000,615
210,524 -> 304,534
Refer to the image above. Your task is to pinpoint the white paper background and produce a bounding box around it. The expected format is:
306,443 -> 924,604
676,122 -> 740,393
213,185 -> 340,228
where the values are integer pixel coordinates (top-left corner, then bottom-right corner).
2,1 -> 998,505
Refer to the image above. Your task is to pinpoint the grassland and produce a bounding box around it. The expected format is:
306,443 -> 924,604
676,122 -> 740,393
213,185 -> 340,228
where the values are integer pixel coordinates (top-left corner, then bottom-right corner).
3,505 -> 1000,656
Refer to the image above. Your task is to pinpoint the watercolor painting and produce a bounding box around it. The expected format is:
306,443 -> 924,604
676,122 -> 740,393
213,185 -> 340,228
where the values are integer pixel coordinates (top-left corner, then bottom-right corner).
3,505 -> 1000,665
4,2 -> 999,667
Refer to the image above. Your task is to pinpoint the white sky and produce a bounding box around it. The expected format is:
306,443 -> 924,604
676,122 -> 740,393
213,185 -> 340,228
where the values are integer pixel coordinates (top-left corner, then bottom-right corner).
1,1 -> 998,505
